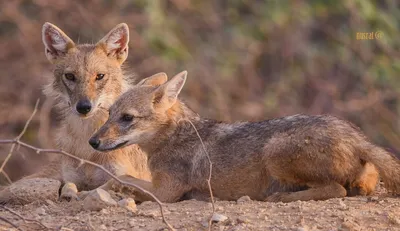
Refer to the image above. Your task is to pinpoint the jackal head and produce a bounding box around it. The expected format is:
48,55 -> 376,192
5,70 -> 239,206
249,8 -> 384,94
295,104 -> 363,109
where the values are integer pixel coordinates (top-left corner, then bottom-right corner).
89,71 -> 187,151
42,22 -> 130,118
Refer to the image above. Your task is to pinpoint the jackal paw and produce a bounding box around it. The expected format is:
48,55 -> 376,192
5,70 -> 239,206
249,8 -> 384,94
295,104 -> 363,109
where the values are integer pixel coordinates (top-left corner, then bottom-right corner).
59,182 -> 78,201
265,192 -> 290,203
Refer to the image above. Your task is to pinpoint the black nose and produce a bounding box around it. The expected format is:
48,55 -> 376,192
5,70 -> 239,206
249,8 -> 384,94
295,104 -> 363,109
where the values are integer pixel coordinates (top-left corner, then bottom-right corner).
89,138 -> 100,149
76,100 -> 92,115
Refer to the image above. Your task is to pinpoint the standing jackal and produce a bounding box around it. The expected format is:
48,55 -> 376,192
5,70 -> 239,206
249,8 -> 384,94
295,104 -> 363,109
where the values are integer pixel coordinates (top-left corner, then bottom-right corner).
0,23 -> 151,203
90,71 -> 400,203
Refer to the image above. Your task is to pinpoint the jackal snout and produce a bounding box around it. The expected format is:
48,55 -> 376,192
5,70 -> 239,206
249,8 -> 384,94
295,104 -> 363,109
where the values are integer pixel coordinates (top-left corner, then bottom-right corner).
89,121 -> 126,151
88,136 -> 100,149
76,98 -> 92,115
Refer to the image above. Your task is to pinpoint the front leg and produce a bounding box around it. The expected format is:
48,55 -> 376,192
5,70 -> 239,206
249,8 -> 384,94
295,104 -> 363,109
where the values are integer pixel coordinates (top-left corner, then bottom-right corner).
96,173 -> 191,203
265,182 -> 347,202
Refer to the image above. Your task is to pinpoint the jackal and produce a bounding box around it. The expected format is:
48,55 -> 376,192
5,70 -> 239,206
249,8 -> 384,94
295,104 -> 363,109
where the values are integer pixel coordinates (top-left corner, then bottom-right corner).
0,23 -> 152,203
90,71 -> 400,203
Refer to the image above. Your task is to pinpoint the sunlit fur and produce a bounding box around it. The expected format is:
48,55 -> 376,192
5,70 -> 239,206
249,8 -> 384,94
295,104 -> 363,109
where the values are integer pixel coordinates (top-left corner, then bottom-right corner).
0,23 -> 151,204
91,72 -> 400,203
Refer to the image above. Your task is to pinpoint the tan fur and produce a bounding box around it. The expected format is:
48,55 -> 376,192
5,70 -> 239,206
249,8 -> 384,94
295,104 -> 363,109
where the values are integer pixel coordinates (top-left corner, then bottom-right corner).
0,23 -> 151,204
90,71 -> 400,203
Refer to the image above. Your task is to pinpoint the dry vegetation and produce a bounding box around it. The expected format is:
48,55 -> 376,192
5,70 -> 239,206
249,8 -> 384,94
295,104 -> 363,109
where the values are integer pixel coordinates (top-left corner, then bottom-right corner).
0,0 -> 399,230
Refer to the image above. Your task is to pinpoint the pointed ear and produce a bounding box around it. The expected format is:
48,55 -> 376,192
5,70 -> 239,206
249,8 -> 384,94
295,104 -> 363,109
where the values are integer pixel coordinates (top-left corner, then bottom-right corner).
137,72 -> 168,87
96,23 -> 129,64
153,71 -> 187,109
42,22 -> 75,63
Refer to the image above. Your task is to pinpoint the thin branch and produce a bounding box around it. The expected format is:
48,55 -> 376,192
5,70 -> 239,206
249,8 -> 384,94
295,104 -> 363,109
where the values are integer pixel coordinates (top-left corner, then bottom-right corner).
0,215 -> 22,231
0,99 -> 40,174
0,205 -> 49,230
0,100 -> 175,231
185,119 -> 215,230
1,171 -> 12,185
0,139 -> 175,230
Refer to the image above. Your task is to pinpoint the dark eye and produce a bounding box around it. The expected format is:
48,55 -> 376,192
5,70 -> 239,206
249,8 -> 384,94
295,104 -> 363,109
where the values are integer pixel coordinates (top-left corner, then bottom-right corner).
121,114 -> 134,122
96,74 -> 105,81
65,73 -> 76,81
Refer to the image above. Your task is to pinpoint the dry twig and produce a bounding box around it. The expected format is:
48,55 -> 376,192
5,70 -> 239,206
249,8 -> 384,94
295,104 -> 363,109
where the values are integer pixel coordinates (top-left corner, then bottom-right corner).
0,214 -> 21,231
0,100 -> 175,231
0,99 -> 40,185
185,119 -> 215,231
0,205 -> 49,230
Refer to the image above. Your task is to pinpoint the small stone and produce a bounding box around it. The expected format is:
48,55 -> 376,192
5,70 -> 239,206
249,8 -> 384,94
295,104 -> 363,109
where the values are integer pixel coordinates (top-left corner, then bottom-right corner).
35,207 -> 46,216
83,189 -> 117,211
99,224 -> 107,230
118,198 -> 137,212
338,200 -> 348,211
211,213 -> 228,223
237,195 -> 252,203
296,227 -> 308,231
100,208 -> 109,214
139,209 -> 160,217
201,221 -> 209,228
140,201 -> 154,206
368,196 -> 379,202
0,178 -> 61,205
201,214 -> 229,228
45,199 -> 55,206
237,218 -> 249,224
129,219 -> 136,227
388,213 -> 400,225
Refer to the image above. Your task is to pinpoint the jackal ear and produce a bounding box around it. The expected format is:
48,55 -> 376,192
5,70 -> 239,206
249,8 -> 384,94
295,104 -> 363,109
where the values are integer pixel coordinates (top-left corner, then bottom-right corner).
137,72 -> 168,87
42,22 -> 75,63
97,23 -> 129,64
153,71 -> 187,109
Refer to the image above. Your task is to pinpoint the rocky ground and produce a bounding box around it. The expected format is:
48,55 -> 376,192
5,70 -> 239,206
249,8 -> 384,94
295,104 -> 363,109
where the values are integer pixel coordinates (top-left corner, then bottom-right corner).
0,182 -> 399,231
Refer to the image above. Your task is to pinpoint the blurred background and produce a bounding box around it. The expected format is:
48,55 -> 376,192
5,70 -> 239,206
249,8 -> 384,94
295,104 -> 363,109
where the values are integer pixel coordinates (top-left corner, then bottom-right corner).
0,0 -> 399,184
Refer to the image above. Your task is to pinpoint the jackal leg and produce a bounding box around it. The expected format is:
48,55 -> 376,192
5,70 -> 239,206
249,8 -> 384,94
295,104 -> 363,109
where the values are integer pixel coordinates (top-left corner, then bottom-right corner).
265,182 -> 347,203
81,174 -> 190,203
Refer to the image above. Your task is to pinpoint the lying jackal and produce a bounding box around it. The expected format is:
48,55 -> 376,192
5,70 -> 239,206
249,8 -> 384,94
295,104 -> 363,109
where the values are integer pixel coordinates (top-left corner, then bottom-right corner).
0,23 -> 151,203
90,71 -> 400,203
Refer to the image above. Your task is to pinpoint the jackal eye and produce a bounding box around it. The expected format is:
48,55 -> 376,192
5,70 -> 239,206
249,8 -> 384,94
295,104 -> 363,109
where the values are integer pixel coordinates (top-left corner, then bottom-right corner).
96,74 -> 105,81
121,114 -> 134,122
64,73 -> 76,81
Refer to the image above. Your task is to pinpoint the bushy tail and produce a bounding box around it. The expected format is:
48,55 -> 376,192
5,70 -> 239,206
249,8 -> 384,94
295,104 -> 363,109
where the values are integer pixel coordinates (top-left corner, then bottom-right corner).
362,144 -> 400,194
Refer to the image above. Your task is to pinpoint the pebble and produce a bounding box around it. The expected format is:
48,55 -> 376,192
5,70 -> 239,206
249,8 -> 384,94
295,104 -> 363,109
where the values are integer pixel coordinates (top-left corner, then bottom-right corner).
34,207 -> 46,216
338,200 -> 348,211
118,198 -> 137,212
211,213 -> 228,223
3,178 -> 61,205
129,219 -> 136,227
83,189 -> 117,211
237,195 -> 252,203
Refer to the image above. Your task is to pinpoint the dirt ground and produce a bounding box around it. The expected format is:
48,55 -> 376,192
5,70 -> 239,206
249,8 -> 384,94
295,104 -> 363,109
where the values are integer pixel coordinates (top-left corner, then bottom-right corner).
0,183 -> 399,231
